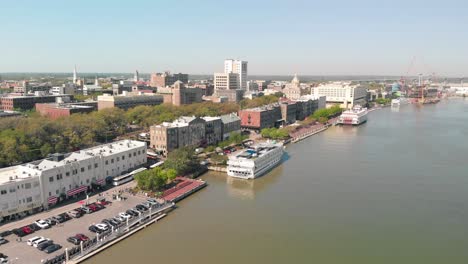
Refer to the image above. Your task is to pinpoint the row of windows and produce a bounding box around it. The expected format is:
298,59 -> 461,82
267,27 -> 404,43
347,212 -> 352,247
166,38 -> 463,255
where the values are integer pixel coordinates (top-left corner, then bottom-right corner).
0,182 -> 39,195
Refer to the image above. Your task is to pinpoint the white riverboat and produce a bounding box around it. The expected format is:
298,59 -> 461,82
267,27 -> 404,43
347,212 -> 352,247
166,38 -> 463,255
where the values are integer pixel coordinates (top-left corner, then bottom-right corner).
391,98 -> 409,107
227,142 -> 284,179
337,105 -> 368,125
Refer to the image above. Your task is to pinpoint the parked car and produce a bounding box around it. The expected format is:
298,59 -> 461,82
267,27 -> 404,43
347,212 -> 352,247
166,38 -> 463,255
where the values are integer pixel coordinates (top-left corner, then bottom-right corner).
114,215 -> 125,222
33,238 -> 50,248
75,234 -> 89,242
12,228 -> 26,237
44,244 -> 62,254
119,212 -> 131,219
93,203 -> 105,210
74,208 -> 86,215
67,210 -> 82,218
22,226 -> 33,235
95,223 -> 108,231
82,207 -> 92,214
0,253 -> 7,264
88,225 -> 100,233
52,215 -> 65,223
0,236 -> 8,245
28,223 -> 41,232
135,204 -> 148,211
67,236 -> 81,245
27,236 -> 43,246
147,199 -> 159,206
59,213 -> 71,221
35,219 -> 50,229
126,209 -> 139,217
0,230 -> 12,238
37,240 -> 54,251
44,218 -> 58,226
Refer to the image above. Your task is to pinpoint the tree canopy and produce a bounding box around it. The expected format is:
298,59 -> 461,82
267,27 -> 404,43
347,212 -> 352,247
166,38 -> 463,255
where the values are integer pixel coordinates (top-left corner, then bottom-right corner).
134,167 -> 177,191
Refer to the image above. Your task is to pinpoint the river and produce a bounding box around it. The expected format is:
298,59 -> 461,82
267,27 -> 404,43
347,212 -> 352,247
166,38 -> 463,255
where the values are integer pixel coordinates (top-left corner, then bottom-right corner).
86,99 -> 468,264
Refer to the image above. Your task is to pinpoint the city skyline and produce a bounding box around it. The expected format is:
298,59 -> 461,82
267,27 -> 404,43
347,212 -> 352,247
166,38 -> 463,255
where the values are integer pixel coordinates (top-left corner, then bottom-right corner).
1,0 -> 468,76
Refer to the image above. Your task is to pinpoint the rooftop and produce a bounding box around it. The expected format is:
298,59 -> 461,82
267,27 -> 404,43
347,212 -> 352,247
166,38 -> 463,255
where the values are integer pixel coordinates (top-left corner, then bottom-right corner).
0,140 -> 146,185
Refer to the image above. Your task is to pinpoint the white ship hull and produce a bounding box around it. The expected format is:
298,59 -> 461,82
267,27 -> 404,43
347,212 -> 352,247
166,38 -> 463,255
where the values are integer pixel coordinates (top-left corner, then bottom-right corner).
227,143 -> 284,179
337,105 -> 368,126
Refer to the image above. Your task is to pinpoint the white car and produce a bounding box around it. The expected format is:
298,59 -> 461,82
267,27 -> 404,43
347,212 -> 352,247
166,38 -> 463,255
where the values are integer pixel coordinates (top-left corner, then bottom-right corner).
114,215 -> 125,222
33,237 -> 49,248
35,219 -> 50,229
95,223 -> 108,231
118,212 -> 131,219
27,236 -> 43,246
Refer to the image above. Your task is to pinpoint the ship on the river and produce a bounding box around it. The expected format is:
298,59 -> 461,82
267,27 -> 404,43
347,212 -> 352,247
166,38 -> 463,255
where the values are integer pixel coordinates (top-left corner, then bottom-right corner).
337,105 -> 368,125
227,142 -> 284,179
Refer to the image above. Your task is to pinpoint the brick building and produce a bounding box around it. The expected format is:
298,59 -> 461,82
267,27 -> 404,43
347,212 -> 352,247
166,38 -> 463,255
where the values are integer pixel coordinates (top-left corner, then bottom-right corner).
238,104 -> 282,131
150,72 -> 189,88
0,94 -> 73,111
35,102 -> 97,119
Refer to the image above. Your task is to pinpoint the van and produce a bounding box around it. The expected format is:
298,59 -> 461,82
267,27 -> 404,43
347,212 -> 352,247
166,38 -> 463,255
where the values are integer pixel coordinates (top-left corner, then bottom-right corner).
33,238 -> 48,248
27,236 -> 42,246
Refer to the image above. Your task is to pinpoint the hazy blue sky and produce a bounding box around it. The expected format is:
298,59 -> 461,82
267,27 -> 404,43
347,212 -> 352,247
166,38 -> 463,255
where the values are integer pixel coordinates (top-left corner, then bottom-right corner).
1,0 -> 467,76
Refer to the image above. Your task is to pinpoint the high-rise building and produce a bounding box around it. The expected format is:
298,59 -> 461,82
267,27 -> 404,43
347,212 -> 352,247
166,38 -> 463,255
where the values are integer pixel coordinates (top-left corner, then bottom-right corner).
134,70 -> 139,82
224,59 -> 248,90
73,65 -> 77,84
214,73 -> 239,91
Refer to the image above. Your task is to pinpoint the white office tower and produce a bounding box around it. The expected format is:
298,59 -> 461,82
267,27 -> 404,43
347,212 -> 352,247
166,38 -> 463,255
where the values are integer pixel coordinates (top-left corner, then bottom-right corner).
94,75 -> 99,86
224,59 -> 248,90
73,65 -> 77,84
134,70 -> 139,82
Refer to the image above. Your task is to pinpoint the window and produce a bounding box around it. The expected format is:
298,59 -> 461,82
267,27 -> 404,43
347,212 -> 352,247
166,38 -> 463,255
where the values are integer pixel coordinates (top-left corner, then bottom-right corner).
88,165 -> 92,170
128,154 -> 131,158
55,190 -> 59,195
26,197 -> 32,203
0,190 -> 6,195
105,160 -> 109,165
9,188 -> 15,193
111,159 -> 114,164
122,156 -> 125,160
49,192 -> 51,196
24,183 -> 31,189
49,177 -> 54,182
86,179 -> 89,183
133,152 -> 136,157
56,174 -> 62,180
94,163 -> 98,168
81,167 -> 85,172
66,172 -> 70,177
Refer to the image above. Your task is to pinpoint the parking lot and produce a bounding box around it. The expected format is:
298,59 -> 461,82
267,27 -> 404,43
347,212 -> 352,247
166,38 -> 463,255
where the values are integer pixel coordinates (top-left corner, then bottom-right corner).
0,184 -> 150,264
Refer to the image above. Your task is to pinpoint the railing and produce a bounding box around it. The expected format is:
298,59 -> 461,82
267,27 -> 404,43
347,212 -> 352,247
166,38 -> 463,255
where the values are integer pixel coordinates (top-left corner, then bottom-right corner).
43,201 -> 175,264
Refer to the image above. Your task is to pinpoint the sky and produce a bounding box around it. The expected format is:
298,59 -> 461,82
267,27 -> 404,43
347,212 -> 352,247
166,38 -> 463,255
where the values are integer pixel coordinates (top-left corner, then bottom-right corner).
1,0 -> 468,76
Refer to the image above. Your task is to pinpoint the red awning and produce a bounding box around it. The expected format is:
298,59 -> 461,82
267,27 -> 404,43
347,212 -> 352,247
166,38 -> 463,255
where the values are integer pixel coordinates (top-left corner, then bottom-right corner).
48,196 -> 58,205
67,185 -> 88,196
96,179 -> 105,185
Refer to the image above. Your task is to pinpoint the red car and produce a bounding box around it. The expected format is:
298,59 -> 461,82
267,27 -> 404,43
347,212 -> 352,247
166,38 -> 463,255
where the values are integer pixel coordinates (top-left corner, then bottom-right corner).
75,233 -> 89,241
22,226 -> 33,234
97,200 -> 111,206
88,204 -> 98,212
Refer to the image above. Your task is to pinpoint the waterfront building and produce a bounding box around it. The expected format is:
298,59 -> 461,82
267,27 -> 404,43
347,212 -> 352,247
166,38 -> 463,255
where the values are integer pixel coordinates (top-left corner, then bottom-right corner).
227,142 -> 284,179
279,100 -> 297,125
150,116 -> 207,155
35,101 -> 97,119
224,59 -> 248,90
202,116 -> 223,146
150,72 -> 189,88
0,140 -> 147,220
294,95 -> 326,120
238,104 -> 282,130
220,113 -> 241,140
0,94 -> 73,111
97,93 -> 164,110
311,82 -> 367,109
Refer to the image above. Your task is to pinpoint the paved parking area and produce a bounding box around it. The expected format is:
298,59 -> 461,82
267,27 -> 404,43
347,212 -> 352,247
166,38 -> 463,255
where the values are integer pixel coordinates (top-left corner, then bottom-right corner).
0,183 -> 150,264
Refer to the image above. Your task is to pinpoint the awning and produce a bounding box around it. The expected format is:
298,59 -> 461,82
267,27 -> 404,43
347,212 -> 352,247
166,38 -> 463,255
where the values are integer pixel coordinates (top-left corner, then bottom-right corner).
48,196 -> 58,205
67,185 -> 88,196
96,179 -> 105,185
